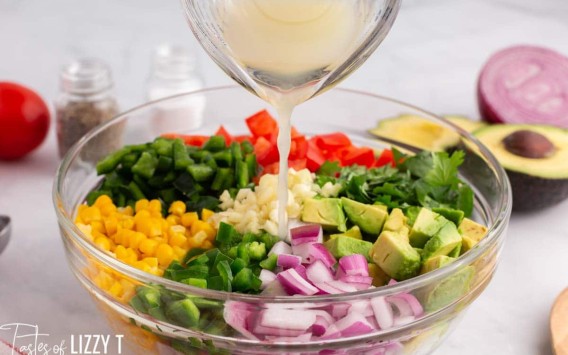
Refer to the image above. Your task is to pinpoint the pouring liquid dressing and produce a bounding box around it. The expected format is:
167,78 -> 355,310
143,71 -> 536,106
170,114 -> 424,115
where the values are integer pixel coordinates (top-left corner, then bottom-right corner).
219,0 -> 365,237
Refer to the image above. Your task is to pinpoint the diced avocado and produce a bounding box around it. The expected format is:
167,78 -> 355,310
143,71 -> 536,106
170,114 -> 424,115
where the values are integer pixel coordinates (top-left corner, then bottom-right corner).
458,218 -> 488,253
424,266 -> 475,312
404,206 -> 422,227
432,207 -> 465,226
420,255 -> 455,274
421,222 -> 462,261
368,263 -> 390,287
341,197 -> 388,235
330,225 -> 363,240
324,236 -> 373,261
408,208 -> 449,248
302,198 -> 347,232
369,231 -> 421,281
383,208 -> 410,239
448,243 -> 461,258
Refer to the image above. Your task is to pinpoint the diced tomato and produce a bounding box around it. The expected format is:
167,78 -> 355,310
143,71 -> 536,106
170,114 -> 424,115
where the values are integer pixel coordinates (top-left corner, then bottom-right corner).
215,125 -> 233,146
314,133 -> 352,150
161,133 -> 209,147
291,126 -> 302,139
246,110 -> 278,138
341,146 -> 375,168
261,159 -> 307,175
254,136 -> 279,166
289,136 -> 308,160
375,149 -> 396,167
306,138 -> 327,172
234,134 -> 253,143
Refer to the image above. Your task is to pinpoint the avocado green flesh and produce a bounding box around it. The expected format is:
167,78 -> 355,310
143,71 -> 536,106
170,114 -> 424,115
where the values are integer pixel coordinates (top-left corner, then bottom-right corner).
444,115 -> 487,133
424,266 -> 475,312
341,197 -> 387,235
420,255 -> 455,274
324,236 -> 373,262
330,225 -> 363,240
422,222 -> 462,261
474,124 -> 568,179
370,114 -> 460,152
302,198 -> 346,232
408,208 -> 449,248
458,218 -> 487,253
370,232 -> 421,280
432,207 -> 464,226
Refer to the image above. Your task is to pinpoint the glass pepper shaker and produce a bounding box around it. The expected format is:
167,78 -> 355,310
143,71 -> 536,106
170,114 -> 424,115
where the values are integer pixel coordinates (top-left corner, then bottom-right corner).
55,58 -> 119,158
146,44 -> 205,134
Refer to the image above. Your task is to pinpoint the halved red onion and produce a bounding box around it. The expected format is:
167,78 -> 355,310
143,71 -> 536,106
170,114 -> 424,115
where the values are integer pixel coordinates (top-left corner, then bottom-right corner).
259,308 -> 316,330
338,254 -> 369,277
306,260 -> 334,285
277,268 -> 319,296
370,296 -> 394,330
224,301 -> 259,340
277,254 -> 302,269
334,313 -> 375,337
259,269 -> 277,290
269,241 -> 292,256
290,224 -> 323,246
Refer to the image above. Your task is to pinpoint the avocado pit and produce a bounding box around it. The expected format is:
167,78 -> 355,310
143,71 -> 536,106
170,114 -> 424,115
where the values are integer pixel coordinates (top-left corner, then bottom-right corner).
502,129 -> 556,159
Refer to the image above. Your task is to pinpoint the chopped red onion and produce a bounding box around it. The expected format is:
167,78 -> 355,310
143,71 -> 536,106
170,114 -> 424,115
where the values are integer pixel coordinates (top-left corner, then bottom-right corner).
306,260 -> 334,285
312,315 -> 331,336
259,269 -> 277,290
261,279 -> 288,296
223,301 -> 258,340
309,243 -> 337,268
331,303 -> 350,318
315,282 -> 343,295
265,332 -> 312,343
338,275 -> 373,290
269,241 -> 292,256
327,280 -> 358,293
370,296 -> 394,330
334,313 -> 375,337
259,308 -> 316,331
349,300 -> 374,317
385,341 -> 404,355
277,268 -> 319,296
338,254 -> 369,277
319,324 -> 341,340
393,316 -> 415,327
277,254 -> 302,269
253,324 -> 307,337
386,296 -> 414,317
388,294 -> 424,317
292,243 -> 312,263
290,224 -> 322,246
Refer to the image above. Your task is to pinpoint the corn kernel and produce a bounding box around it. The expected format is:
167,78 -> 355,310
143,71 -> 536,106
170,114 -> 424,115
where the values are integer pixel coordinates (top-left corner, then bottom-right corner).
135,199 -> 150,212
148,200 -> 163,213
121,218 -> 135,230
180,212 -> 198,227
191,220 -> 216,240
91,221 -> 106,234
168,201 -> 186,217
142,257 -> 159,269
201,208 -> 214,222
104,217 -> 118,236
172,246 -> 186,259
120,206 -> 134,216
81,206 -> 101,224
136,218 -> 162,238
94,195 -> 113,207
100,203 -> 117,217
139,238 -> 159,256
129,232 -> 147,250
188,230 -> 208,248
202,240 -> 213,249
156,244 -> 174,267
115,245 -> 128,260
108,281 -> 123,297
94,235 -> 111,251
169,233 -> 187,248
166,215 -> 180,226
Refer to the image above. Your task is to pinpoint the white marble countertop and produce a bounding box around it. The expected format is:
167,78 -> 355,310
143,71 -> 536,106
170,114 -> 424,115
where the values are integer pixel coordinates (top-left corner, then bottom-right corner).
1,0 -> 567,354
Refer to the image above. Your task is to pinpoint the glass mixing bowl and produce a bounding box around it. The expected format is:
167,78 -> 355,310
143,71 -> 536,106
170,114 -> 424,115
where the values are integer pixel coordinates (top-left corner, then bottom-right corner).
53,87 -> 511,355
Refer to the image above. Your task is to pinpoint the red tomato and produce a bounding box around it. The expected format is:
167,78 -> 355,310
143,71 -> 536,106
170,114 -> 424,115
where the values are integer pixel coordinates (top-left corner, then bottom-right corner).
215,125 -> 233,146
375,149 -> 396,167
341,146 -> 375,168
0,82 -> 50,160
246,110 -> 278,139
254,136 -> 279,166
161,133 -> 209,147
289,136 -> 308,160
314,132 -> 352,150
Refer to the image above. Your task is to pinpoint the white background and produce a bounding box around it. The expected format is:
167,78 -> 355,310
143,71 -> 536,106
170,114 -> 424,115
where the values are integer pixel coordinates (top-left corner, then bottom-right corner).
0,0 -> 567,354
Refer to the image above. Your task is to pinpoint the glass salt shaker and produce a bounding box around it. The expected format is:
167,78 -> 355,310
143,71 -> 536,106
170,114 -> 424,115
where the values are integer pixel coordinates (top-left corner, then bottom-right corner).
145,44 -> 205,134
55,58 -> 119,158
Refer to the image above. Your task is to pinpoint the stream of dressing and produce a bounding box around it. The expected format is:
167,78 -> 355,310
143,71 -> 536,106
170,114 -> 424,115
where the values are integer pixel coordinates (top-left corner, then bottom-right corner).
220,0 -> 365,238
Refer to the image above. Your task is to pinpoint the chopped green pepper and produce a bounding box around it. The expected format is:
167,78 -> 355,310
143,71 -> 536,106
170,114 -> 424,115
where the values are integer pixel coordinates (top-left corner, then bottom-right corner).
131,152 -> 158,179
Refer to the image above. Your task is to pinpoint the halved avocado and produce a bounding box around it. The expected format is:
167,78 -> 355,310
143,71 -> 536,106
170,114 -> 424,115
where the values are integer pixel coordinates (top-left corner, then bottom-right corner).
474,124 -> 568,211
369,114 -> 460,151
444,115 -> 487,133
